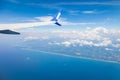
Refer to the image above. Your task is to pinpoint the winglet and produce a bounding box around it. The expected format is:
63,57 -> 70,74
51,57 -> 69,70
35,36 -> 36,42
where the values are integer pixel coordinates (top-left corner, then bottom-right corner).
51,10 -> 62,26
55,22 -> 62,26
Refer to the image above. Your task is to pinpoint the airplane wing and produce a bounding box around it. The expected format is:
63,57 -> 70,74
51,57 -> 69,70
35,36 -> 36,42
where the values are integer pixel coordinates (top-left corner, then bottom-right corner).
0,30 -> 20,35
0,10 -> 62,35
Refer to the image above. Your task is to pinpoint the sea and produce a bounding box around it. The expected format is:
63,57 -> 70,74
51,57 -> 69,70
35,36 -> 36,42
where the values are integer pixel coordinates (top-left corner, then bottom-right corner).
0,47 -> 120,80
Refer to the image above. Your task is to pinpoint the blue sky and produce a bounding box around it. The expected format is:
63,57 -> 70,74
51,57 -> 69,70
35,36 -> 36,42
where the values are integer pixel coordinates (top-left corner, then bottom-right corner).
0,0 -> 120,29
0,0 -> 120,64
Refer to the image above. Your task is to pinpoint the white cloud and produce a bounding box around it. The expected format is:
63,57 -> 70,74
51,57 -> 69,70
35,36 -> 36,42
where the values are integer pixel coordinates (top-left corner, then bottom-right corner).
23,34 -> 50,41
48,27 -> 109,41
116,39 -> 120,42
35,16 -> 53,21
61,22 -> 96,26
61,41 -> 72,47
67,10 -> 80,15
59,17 -> 96,26
24,36 -> 39,41
37,27 -> 120,47
105,48 -> 113,51
112,44 -> 120,48
96,38 -> 112,47
53,39 -> 112,47
82,11 -> 96,14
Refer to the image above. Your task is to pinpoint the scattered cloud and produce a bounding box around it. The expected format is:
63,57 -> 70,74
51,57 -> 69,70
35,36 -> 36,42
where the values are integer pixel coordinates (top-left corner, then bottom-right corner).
116,39 -> 120,42
23,27 -> 120,48
105,48 -> 113,51
67,10 -> 80,15
24,36 -> 39,41
51,38 -> 112,47
112,44 -> 120,48
34,16 -> 53,21
24,35 -> 49,41
61,22 -> 96,26
82,11 -> 96,14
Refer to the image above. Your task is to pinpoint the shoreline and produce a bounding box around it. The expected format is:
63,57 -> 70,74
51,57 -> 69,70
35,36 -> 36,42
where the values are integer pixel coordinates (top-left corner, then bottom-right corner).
22,48 -> 120,65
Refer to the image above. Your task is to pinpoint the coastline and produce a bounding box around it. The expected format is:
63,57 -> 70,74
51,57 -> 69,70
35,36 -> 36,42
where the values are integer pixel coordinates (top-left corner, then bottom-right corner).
22,48 -> 120,65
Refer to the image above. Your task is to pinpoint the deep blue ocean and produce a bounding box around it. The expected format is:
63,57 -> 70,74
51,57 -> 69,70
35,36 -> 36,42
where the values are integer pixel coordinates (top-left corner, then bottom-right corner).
0,47 -> 120,80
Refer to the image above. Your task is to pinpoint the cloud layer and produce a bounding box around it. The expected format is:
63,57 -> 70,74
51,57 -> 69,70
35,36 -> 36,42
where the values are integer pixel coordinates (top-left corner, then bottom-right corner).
23,27 -> 120,48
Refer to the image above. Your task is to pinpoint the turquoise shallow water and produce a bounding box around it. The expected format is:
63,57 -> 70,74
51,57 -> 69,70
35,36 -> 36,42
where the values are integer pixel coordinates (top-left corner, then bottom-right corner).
0,48 -> 120,80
